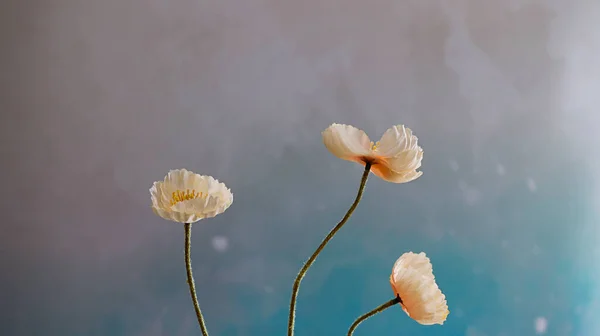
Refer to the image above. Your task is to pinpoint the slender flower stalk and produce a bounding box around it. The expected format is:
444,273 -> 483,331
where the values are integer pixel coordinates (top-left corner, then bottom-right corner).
287,162 -> 373,336
347,296 -> 401,336
185,223 -> 210,336
150,170 -> 232,334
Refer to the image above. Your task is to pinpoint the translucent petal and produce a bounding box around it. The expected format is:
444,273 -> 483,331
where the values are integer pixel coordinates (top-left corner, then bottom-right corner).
385,146 -> 424,173
376,125 -> 419,158
371,164 -> 423,183
151,206 -> 202,223
150,181 -> 170,209
322,123 -> 372,162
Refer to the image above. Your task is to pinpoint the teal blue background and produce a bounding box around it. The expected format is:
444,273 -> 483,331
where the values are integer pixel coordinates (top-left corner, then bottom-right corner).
3,0 -> 600,335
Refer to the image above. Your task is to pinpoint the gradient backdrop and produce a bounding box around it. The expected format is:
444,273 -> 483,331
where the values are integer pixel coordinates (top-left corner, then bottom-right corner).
2,0 -> 600,335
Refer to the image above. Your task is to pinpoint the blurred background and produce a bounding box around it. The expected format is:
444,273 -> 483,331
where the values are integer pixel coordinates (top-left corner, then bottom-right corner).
2,0 -> 600,335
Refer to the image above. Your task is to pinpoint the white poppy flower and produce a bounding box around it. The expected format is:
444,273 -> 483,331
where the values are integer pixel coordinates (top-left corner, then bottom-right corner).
389,252 -> 449,325
150,169 -> 233,223
322,123 -> 423,183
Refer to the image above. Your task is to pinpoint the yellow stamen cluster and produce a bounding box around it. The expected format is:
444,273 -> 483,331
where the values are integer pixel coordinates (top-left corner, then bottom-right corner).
371,141 -> 380,151
170,189 -> 205,206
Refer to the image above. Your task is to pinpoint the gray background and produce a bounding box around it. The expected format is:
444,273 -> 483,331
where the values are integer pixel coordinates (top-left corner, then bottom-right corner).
2,0 -> 600,335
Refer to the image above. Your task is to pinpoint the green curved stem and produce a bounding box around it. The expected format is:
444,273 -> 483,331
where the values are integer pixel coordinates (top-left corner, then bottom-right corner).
184,223 -> 209,336
347,296 -> 401,336
287,162 -> 372,336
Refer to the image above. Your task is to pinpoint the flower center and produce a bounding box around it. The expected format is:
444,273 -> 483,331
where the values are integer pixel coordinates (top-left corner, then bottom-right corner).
371,141 -> 380,151
170,189 -> 206,206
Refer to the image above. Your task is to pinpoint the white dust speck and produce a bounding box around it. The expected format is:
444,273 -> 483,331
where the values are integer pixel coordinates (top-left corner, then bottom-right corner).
534,316 -> 548,334
501,240 -> 510,248
450,160 -> 460,172
532,244 -> 542,255
527,178 -> 537,192
496,164 -> 506,176
211,236 -> 229,252
264,286 -> 274,294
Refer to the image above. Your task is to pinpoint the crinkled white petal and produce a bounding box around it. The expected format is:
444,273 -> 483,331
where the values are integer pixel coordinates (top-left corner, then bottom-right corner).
384,147 -> 423,173
152,206 -> 203,223
162,169 -> 211,196
322,123 -> 372,162
150,181 -> 170,210
376,125 -> 419,158
369,125 -> 423,183
149,169 -> 233,223
389,252 -> 449,325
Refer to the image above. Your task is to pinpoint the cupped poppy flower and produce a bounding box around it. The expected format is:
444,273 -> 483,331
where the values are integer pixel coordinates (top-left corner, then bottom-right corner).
389,252 -> 449,325
150,169 -> 233,223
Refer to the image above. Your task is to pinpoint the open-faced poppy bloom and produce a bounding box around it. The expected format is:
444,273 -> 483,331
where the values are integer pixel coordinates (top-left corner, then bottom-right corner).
150,169 -> 233,223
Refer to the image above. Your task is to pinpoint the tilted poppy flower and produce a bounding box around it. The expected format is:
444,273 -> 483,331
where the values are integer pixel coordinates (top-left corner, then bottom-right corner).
322,124 -> 423,183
